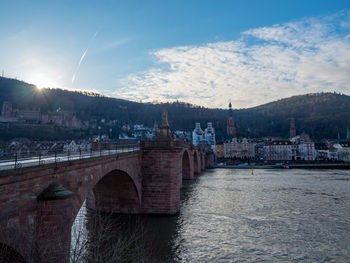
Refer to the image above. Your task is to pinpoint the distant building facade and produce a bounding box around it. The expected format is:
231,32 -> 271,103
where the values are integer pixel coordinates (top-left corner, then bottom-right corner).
204,122 -> 216,152
192,123 -> 204,146
290,133 -> 316,160
224,138 -> 255,159
264,140 -> 292,161
215,144 -> 225,158
334,142 -> 350,162
0,101 -> 87,129
192,122 -> 216,152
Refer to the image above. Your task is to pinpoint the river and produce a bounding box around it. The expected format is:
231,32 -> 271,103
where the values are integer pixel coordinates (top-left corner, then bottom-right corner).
73,169 -> 350,262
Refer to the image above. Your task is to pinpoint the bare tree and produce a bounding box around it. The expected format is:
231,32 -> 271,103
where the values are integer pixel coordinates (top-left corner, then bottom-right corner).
71,202 -> 154,263
1,204 -> 157,263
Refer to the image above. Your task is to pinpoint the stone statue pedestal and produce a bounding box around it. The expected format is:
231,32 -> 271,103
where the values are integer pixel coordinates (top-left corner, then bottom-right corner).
159,125 -> 170,138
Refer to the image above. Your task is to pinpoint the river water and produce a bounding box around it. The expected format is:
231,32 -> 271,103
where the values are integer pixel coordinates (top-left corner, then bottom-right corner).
74,169 -> 350,262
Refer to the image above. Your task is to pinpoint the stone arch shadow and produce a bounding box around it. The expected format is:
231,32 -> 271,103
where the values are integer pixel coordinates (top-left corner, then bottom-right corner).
0,241 -> 26,263
181,149 -> 194,180
193,150 -> 202,174
86,169 -> 142,214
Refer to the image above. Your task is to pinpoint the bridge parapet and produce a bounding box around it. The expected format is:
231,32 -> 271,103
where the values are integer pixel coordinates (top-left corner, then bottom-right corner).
140,138 -> 187,149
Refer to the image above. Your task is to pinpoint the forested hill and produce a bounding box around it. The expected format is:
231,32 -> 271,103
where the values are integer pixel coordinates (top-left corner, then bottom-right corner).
236,93 -> 350,139
1,76 -> 350,140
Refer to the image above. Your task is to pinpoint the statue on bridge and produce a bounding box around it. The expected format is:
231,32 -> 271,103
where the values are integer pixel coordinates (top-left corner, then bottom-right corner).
162,106 -> 169,127
159,106 -> 171,138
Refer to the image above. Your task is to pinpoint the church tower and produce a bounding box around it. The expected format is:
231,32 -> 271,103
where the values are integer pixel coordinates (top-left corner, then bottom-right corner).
290,118 -> 296,138
227,100 -> 236,138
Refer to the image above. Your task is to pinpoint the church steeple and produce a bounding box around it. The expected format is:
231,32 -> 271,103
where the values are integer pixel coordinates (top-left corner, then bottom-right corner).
228,100 -> 233,117
227,99 -> 236,138
290,118 -> 296,138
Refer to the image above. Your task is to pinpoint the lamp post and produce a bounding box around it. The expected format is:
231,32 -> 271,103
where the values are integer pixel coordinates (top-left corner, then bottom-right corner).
98,125 -> 101,156
109,128 -> 112,154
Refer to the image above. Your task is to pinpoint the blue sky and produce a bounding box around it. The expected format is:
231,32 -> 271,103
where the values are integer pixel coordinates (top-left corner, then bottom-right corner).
1,0 -> 350,108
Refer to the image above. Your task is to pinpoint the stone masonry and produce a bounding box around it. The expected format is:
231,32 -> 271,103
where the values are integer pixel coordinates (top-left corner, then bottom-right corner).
0,141 -> 207,262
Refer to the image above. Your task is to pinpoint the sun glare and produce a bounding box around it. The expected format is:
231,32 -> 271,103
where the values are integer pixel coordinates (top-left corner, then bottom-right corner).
25,72 -> 61,90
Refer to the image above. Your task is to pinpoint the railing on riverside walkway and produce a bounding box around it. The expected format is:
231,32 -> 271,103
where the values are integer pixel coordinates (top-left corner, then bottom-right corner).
0,142 -> 140,171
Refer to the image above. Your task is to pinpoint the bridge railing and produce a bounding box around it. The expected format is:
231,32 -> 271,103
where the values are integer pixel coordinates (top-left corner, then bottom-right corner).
141,138 -> 188,149
0,142 -> 140,171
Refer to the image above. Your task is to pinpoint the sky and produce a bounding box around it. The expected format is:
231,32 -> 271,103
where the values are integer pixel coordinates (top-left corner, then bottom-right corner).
1,0 -> 350,109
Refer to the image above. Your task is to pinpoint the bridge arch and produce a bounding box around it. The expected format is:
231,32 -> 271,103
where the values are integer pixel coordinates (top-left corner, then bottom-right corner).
201,151 -> 205,170
0,242 -> 26,263
182,150 -> 193,179
70,166 -> 141,262
86,169 -> 141,214
193,150 -> 201,174
68,154 -> 142,220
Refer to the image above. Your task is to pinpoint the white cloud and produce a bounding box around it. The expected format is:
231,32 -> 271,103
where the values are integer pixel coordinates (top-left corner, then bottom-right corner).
118,11 -> 350,108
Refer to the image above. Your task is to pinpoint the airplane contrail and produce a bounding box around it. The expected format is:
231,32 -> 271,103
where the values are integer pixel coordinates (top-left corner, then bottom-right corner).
72,31 -> 98,85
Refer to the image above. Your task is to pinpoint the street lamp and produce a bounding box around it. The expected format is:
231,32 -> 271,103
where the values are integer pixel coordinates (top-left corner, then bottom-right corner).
98,125 -> 101,155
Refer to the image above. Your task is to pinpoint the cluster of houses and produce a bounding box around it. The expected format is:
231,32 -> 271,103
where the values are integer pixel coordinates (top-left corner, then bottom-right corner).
0,138 -> 92,157
215,132 -> 350,162
193,102 -> 350,163
121,124 -> 159,140
1,109 -> 350,164
120,123 -> 194,142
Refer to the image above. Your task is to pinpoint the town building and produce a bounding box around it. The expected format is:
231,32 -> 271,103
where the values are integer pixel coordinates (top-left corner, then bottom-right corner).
327,143 -> 339,160
204,122 -> 216,152
63,140 -> 92,152
298,142 -> 316,161
315,142 -> 328,161
290,133 -> 316,160
264,140 -> 292,161
224,138 -> 256,159
192,122 -> 204,146
334,141 -> 350,162
192,122 -> 216,152
215,144 -> 225,158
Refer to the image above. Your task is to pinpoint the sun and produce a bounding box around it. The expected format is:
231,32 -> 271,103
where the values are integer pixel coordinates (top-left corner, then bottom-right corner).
25,72 -> 60,90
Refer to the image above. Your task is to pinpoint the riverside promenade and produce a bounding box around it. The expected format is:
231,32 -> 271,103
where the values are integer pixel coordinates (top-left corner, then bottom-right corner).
215,163 -> 350,169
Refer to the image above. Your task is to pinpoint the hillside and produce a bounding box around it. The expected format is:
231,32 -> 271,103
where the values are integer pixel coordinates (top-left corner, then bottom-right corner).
235,93 -> 350,139
1,76 -> 350,141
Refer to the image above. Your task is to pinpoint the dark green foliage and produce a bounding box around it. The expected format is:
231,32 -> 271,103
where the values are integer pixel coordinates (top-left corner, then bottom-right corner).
1,77 -> 349,140
0,123 -> 88,141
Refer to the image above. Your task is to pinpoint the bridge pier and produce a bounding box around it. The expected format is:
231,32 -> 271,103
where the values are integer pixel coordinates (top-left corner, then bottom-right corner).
201,152 -> 205,171
140,141 -> 183,214
35,199 -> 73,263
205,152 -> 215,168
35,183 -> 74,263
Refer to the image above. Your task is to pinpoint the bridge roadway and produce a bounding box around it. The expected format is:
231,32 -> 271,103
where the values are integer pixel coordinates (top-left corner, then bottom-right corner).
0,147 -> 139,171
0,138 -> 214,263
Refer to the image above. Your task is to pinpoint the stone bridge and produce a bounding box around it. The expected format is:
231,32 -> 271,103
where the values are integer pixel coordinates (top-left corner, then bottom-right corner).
0,139 -> 215,262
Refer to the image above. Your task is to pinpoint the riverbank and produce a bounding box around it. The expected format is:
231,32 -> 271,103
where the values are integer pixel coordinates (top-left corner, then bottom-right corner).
214,163 -> 350,169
